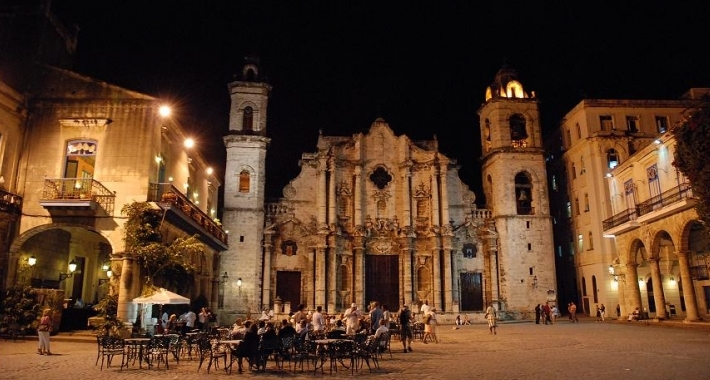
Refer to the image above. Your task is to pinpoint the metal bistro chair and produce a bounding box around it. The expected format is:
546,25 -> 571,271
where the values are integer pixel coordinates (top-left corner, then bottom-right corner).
99,336 -> 126,371
376,331 -> 392,359
197,337 -> 228,373
146,335 -> 172,369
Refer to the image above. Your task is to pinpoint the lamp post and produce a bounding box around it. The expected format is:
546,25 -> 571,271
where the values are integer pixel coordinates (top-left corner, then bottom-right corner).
58,259 -> 77,283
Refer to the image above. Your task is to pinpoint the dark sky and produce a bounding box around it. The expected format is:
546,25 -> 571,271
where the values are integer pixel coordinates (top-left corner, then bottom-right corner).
51,1 -> 710,203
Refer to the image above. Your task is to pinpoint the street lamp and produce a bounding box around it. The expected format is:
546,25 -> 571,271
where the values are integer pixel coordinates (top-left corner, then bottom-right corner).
27,255 -> 37,267
98,269 -> 112,286
58,259 -> 77,282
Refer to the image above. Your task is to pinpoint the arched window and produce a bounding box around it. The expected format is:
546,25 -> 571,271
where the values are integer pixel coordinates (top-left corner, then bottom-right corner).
242,106 -> 254,133
239,170 -> 250,193
485,119 -> 491,141
571,162 -> 577,180
515,172 -> 532,215
584,193 -> 589,212
576,123 -> 582,139
607,149 -> 619,169
509,114 -> 527,142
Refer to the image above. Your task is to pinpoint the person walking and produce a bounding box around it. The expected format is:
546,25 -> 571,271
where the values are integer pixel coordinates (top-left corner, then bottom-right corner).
485,303 -> 498,335
398,304 -> 413,353
423,308 -> 439,343
599,304 -> 606,322
369,301 -> 383,334
542,303 -> 552,325
37,309 -> 52,355
534,304 -> 541,324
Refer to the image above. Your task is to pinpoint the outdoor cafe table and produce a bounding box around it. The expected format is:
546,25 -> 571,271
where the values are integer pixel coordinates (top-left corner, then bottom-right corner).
123,337 -> 151,369
313,338 -> 353,374
220,339 -> 242,373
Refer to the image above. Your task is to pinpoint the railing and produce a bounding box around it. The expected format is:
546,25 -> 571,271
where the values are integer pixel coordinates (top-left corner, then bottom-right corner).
602,208 -> 638,231
148,183 -> 228,245
602,182 -> 694,231
636,182 -> 694,217
0,189 -> 22,214
41,178 -> 115,214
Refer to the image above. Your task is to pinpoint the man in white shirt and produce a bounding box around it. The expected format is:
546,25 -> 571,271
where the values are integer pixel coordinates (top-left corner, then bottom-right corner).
343,303 -> 363,335
373,319 -> 390,352
311,305 -> 325,332
420,300 -> 431,322
184,309 -> 197,334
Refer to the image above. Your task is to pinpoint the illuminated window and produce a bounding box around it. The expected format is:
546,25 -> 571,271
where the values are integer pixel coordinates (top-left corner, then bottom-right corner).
655,116 -> 668,133
607,149 -> 619,169
239,170 -> 250,193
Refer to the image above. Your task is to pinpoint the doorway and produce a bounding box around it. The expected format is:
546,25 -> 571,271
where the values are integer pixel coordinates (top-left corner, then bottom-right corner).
365,255 -> 399,310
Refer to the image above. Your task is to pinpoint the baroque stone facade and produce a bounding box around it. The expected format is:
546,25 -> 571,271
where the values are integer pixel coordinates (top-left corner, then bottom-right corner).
220,63 -> 557,323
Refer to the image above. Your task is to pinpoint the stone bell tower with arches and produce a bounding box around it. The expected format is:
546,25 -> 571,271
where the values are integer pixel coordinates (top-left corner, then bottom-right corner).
477,66 -> 556,313
221,56 -> 271,321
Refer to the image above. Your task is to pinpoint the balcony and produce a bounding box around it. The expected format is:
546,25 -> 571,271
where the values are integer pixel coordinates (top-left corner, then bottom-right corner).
148,183 -> 228,250
0,189 -> 22,216
39,178 -> 116,215
602,182 -> 696,235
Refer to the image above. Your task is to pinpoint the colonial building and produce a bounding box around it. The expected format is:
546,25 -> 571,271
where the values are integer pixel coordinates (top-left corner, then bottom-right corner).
0,1 -> 226,329
546,88 -> 710,320
220,63 -> 557,323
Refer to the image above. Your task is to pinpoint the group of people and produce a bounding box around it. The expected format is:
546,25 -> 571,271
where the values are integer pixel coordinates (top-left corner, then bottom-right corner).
534,303 -> 561,325
160,306 -> 213,335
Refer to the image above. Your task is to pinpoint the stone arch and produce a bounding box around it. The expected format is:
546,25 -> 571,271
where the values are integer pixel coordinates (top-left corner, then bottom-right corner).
650,229 -> 675,261
628,238 -> 648,266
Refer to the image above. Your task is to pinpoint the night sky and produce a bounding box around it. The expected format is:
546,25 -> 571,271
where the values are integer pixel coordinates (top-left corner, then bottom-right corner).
51,1 -> 710,203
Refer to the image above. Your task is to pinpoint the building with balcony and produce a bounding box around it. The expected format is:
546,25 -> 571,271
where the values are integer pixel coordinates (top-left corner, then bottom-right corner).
546,88 -> 710,321
0,1 -> 227,328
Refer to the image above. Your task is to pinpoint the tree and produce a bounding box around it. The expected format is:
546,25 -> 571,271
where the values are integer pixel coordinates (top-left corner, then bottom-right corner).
672,94 -> 710,227
122,202 -> 202,291
0,286 -> 40,334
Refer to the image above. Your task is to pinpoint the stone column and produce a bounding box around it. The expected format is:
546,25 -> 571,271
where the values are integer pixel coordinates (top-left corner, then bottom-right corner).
315,246 -> 327,309
439,165 -> 449,226
317,160 -> 327,225
116,252 -> 138,326
402,168 -> 412,227
354,167 -> 362,227
328,158 -> 336,225
402,244 -> 413,307
442,247 -> 453,311
262,235 -> 273,309
354,245 -> 365,308
327,244 -> 337,313
432,248 -> 441,309
648,257 -> 667,319
676,251 -> 701,321
623,263 -> 642,315
431,173 -> 440,226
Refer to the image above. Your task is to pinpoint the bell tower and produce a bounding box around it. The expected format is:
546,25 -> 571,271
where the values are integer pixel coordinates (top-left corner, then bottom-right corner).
477,66 -> 556,312
221,56 -> 271,320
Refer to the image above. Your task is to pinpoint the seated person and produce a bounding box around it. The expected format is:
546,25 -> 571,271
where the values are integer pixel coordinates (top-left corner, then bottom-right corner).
231,317 -> 246,338
256,320 -> 267,335
277,319 -> 296,338
235,323 -> 260,372
372,319 -> 389,351
455,315 -> 461,326
166,314 -> 179,334
296,320 -> 309,341
628,307 -> 640,321
327,320 -> 347,338
463,314 -> 472,325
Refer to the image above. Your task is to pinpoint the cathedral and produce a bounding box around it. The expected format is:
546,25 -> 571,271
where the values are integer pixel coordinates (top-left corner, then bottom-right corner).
219,61 -> 556,324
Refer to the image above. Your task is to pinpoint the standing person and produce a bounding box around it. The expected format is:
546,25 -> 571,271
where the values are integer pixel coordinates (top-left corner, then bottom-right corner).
369,301 -> 383,334
398,304 -> 413,353
551,304 -> 560,324
184,308 -> 196,334
420,300 -> 431,322
198,307 -> 211,331
534,304 -> 541,324
311,305 -> 325,333
569,302 -> 579,322
293,304 -> 307,327
423,308 -> 439,343
485,302 -> 498,335
343,303 -> 363,335
599,304 -> 606,322
37,309 -> 52,355
382,304 -> 391,326
542,303 -> 552,325
161,310 -> 169,332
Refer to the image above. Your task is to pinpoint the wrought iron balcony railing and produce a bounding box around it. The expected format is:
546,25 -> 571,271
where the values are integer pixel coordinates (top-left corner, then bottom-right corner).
602,182 -> 694,231
40,178 -> 116,214
0,189 -> 22,215
148,183 -> 228,246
